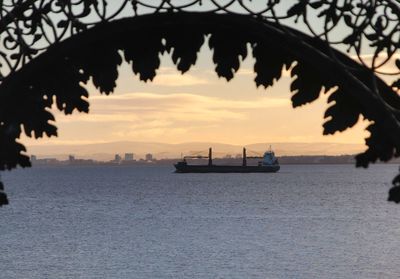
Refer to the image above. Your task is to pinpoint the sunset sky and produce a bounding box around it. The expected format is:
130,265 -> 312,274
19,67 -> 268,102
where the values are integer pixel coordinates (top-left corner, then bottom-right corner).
23,45 -> 372,149
22,2 -> 398,152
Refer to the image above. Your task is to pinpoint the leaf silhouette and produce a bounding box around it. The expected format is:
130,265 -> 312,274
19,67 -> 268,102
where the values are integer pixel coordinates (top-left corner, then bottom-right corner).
392,79 -> 400,89
287,1 -> 308,17
0,181 -> 9,206
253,42 -> 294,88
165,27 -> 205,73
323,88 -> 361,135
0,124 -> 30,170
44,57 -> 90,115
123,31 -> 164,81
290,61 -> 328,107
356,123 -> 400,167
77,44 -> 122,94
19,93 -> 57,138
209,29 -> 249,81
388,158 -> 400,203
388,184 -> 400,203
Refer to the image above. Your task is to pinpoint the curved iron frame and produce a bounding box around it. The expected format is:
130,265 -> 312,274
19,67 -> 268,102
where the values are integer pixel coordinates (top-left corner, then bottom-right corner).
2,1 -> 400,80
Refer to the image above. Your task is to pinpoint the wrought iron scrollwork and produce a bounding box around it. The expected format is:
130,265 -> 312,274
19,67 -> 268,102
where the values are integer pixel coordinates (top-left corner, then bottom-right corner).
2,1 -> 400,79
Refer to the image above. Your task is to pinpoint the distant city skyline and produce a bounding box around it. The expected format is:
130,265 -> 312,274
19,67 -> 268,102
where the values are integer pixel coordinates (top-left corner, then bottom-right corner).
25,141 -> 366,162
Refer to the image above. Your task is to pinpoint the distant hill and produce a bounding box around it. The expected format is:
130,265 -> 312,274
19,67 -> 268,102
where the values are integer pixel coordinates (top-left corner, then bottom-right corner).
27,141 -> 365,161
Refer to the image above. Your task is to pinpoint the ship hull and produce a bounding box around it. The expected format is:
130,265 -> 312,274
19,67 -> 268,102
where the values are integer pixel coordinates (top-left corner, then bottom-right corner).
174,164 -> 280,173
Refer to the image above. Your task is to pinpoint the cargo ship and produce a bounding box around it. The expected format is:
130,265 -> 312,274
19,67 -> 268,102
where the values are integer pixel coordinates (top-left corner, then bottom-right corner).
174,147 -> 280,173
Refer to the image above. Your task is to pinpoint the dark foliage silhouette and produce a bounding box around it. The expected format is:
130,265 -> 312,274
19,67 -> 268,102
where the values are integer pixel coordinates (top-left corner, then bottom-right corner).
0,1 -> 399,203
0,181 -> 9,206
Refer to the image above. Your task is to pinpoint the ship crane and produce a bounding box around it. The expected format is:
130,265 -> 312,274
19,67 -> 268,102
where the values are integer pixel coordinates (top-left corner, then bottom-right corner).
183,148 -> 213,166
183,155 -> 209,159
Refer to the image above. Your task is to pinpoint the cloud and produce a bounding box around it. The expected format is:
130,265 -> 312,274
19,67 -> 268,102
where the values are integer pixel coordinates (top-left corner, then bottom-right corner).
89,92 -> 289,110
236,68 -> 254,76
57,92 -> 290,127
46,92 -> 291,144
151,67 -> 209,86
236,67 -> 292,78
27,139 -> 110,145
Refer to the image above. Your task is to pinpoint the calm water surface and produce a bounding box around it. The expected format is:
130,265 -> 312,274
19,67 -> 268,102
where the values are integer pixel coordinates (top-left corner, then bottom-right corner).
1,164 -> 400,279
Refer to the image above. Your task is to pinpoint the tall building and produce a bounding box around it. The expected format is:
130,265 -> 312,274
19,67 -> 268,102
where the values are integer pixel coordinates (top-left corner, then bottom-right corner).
124,153 -> 134,161
114,154 -> 122,163
145,153 -> 153,161
69,155 -> 75,162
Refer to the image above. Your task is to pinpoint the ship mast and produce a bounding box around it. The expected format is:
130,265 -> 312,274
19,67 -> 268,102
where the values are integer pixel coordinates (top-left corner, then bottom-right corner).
242,147 -> 247,166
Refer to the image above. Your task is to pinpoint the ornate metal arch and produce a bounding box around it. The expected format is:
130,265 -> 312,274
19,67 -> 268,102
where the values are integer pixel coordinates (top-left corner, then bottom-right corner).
1,0 -> 400,205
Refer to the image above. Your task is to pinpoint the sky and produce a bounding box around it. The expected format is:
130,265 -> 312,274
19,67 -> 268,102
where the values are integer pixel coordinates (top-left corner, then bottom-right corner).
23,44 -> 370,148
22,1 -> 395,152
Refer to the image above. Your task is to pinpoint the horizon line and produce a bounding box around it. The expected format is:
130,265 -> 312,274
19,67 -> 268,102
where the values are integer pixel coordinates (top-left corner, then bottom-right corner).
27,140 -> 365,147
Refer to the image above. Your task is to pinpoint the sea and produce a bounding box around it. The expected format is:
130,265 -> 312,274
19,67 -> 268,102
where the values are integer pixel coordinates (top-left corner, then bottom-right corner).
1,164 -> 400,279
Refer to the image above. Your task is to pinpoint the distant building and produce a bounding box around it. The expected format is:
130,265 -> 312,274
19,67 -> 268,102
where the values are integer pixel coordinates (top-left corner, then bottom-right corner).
30,155 -> 37,162
36,158 -> 59,165
145,153 -> 153,161
69,155 -> 75,162
124,153 -> 134,161
114,154 -> 122,163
